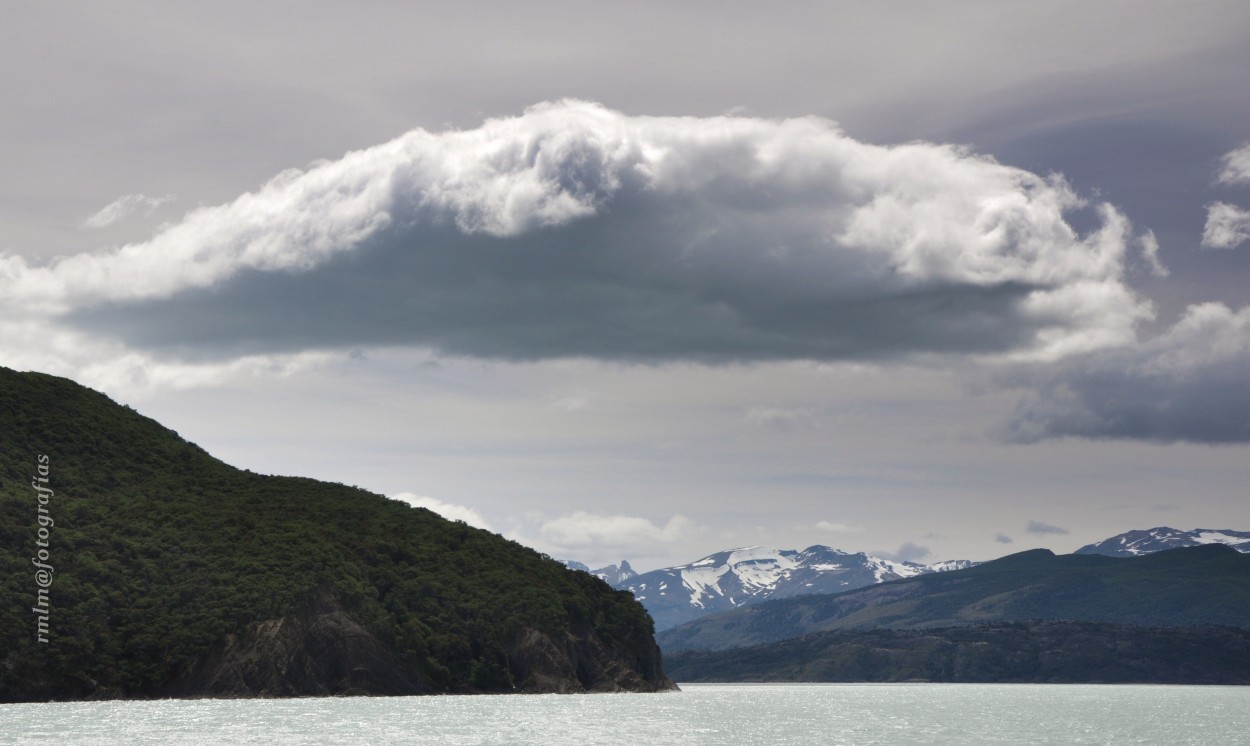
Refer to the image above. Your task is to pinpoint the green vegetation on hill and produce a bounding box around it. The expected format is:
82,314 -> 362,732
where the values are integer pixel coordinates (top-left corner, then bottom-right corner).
665,621 -> 1250,684
658,545 -> 1250,653
0,367 -> 667,701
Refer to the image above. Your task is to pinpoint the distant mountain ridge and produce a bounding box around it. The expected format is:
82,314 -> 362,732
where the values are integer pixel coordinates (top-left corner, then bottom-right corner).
1076,527 -> 1250,557
658,544 -> 1250,653
566,527 -> 1250,633
592,561 -> 639,586
561,560 -> 638,587
570,545 -> 975,630
665,622 -> 1250,685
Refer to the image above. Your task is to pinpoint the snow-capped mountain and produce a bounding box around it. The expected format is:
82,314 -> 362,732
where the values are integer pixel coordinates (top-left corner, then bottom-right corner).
561,559 -> 639,586
570,528 -> 1247,631
590,561 -> 638,586
1075,527 -> 1250,557
613,545 -> 973,630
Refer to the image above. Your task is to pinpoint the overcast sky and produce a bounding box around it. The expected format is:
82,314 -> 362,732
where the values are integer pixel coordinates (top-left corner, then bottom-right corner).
3,1 -> 1249,570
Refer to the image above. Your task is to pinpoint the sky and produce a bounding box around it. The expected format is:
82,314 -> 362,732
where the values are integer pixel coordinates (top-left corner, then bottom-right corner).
3,1 -> 1249,571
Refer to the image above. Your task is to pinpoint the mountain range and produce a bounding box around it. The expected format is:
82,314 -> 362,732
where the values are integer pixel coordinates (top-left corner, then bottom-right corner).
1075,527 -> 1250,557
567,526 -> 1248,631
563,560 -> 639,587
657,543 -> 1250,653
558,518 -> 1250,685
614,546 -> 977,630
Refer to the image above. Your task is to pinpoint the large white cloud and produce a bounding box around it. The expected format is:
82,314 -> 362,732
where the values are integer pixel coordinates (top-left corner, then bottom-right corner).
1,100 -> 1149,373
14,101 -> 1248,445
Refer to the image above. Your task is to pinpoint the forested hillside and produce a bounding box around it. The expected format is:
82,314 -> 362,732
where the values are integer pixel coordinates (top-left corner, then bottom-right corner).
0,367 -> 673,701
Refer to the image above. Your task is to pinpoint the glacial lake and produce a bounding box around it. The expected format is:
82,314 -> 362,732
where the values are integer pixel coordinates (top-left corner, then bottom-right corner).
3,683 -> 1248,745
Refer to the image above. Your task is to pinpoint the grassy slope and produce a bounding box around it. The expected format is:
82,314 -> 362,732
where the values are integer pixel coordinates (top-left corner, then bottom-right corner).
0,367 -> 655,699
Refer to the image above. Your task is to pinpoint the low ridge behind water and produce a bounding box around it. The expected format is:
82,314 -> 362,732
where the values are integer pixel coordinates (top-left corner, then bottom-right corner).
3,683 -> 1248,745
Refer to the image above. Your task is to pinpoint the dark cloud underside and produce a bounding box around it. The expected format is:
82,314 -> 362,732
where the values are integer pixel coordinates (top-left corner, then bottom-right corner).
73,211 -> 1043,364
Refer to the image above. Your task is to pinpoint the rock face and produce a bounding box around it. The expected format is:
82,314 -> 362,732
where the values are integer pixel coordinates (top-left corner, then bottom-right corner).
166,594 -> 432,697
589,561 -> 638,587
163,593 -> 675,698
509,627 -> 674,693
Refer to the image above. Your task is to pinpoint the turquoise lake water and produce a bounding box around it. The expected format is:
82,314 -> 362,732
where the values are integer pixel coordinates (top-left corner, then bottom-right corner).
3,683 -> 1248,745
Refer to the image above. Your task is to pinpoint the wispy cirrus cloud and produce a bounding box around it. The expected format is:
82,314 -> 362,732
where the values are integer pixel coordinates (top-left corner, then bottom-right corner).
815,520 -> 864,534
746,407 -> 820,431
82,193 -> 176,229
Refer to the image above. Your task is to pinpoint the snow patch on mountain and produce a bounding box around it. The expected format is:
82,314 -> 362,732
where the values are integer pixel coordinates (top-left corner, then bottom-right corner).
927,559 -> 979,572
681,563 -> 732,608
610,544 -> 975,630
1075,527 -> 1250,557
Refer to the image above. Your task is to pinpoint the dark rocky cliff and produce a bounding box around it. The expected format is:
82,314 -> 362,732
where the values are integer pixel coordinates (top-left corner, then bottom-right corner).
507,626 -> 672,693
156,593 -> 673,697
163,593 -> 433,698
